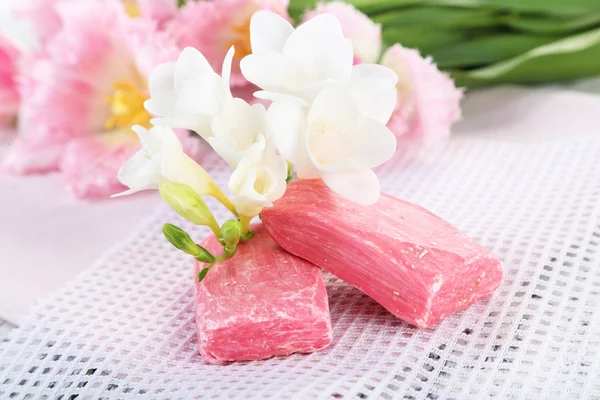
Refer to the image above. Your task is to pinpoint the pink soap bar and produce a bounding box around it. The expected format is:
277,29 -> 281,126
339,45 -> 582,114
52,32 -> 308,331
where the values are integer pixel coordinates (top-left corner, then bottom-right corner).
262,180 -> 503,328
194,224 -> 333,364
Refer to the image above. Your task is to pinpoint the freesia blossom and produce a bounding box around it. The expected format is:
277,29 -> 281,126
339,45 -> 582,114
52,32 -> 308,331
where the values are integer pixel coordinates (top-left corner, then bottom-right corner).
267,83 -> 397,205
145,46 -> 234,139
228,134 -> 287,217
115,125 -> 216,197
2,0 -> 190,199
167,0 -> 289,89
381,44 -> 463,148
240,10 -> 353,104
302,2 -> 381,64
0,34 -> 19,126
208,97 -> 269,169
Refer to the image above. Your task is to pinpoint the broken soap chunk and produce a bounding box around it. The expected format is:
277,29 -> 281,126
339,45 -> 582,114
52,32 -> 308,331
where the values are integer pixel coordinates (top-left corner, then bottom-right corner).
194,224 -> 333,364
262,180 -> 503,328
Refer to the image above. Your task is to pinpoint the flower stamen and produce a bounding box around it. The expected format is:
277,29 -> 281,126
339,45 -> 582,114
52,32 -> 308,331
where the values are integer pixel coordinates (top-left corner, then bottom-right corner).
105,81 -> 151,130
226,17 -> 252,60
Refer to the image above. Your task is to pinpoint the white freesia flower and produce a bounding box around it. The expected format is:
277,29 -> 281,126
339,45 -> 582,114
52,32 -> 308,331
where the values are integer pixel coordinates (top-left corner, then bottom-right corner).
267,83 -> 397,205
114,125 -> 215,197
208,97 -> 271,169
228,135 -> 288,217
144,46 -> 234,138
240,10 -> 353,104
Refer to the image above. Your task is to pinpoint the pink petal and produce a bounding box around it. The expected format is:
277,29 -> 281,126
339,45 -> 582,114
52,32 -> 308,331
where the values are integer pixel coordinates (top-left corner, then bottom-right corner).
262,179 -> 503,328
0,34 -> 19,120
59,136 -> 136,199
382,44 -> 464,150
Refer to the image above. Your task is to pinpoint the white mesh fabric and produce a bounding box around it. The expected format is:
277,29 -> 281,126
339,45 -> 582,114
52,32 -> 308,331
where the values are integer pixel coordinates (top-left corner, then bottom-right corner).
1,136 -> 600,399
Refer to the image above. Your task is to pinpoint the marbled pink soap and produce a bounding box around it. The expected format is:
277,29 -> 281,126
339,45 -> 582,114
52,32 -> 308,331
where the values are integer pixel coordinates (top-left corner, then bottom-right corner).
194,224 -> 333,364
262,180 -> 503,328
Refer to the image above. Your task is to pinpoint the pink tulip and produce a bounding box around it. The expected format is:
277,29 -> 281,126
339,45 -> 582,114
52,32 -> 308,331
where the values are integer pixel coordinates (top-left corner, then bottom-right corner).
167,0 -> 290,89
381,44 -> 463,150
0,35 -> 19,125
302,1 -> 382,64
2,0 -> 195,199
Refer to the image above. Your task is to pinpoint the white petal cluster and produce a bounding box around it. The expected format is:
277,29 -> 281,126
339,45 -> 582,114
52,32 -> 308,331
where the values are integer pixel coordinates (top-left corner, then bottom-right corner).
145,47 -> 234,139
117,9 -> 398,216
242,11 -> 398,205
124,44 -> 287,218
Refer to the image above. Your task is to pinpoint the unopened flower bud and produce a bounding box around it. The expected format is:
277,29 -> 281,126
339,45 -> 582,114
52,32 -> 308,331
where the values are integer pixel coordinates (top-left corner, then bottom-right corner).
160,182 -> 220,234
221,219 -> 242,249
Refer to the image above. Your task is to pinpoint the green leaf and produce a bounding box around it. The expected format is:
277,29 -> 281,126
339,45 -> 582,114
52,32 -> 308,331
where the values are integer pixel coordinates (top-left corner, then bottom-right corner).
445,0 -> 600,14
450,27 -> 600,87
373,6 -> 499,29
432,34 -> 557,68
197,267 -> 210,282
288,0 -> 424,20
240,230 -> 256,243
382,25 -> 469,54
504,12 -> 600,35
195,246 -> 216,264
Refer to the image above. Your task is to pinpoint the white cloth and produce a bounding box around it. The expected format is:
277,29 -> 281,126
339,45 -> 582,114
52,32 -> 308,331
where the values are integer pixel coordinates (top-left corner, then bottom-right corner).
0,156 -> 159,323
1,87 -> 600,399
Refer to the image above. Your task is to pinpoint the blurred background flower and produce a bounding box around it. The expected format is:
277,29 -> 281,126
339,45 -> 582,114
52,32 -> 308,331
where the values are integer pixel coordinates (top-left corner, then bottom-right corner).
1,0 -> 195,199
0,33 -> 19,130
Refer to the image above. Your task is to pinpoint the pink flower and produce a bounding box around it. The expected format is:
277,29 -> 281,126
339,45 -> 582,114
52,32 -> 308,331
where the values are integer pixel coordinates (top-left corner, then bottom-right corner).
2,0 -> 196,199
381,44 -> 463,149
125,0 -> 179,26
11,0 -> 63,45
0,35 -> 20,124
13,0 -> 178,45
167,0 -> 290,88
302,1 -> 381,64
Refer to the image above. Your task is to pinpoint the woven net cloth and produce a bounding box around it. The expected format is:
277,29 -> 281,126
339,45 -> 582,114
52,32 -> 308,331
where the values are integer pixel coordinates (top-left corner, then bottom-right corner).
1,135 -> 600,400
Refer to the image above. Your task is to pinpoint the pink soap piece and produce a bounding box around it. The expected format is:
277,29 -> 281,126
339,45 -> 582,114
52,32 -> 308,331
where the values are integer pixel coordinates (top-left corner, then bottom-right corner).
194,224 -> 333,364
262,180 -> 503,328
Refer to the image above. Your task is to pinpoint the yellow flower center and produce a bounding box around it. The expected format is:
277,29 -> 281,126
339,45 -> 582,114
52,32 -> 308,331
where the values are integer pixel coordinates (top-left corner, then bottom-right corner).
105,81 -> 151,130
122,0 -> 141,18
227,17 -> 253,60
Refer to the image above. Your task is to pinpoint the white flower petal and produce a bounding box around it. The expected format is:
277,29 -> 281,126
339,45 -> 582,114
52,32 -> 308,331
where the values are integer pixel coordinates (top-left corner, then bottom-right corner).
266,101 -> 306,164
240,53 -> 286,93
210,98 -> 268,167
282,14 -> 353,86
175,74 -> 222,116
348,64 -> 398,124
221,46 -> 235,95
250,10 -> 294,54
253,91 -> 309,107
161,150 -> 212,197
115,151 -> 162,195
150,116 -> 211,138
321,169 -> 381,205
347,116 -> 397,170
146,62 -> 177,116
174,47 -> 213,91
